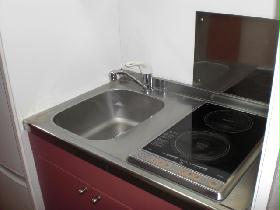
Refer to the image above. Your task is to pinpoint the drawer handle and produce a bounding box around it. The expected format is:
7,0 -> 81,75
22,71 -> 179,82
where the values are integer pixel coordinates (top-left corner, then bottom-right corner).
91,195 -> 102,204
78,187 -> 88,195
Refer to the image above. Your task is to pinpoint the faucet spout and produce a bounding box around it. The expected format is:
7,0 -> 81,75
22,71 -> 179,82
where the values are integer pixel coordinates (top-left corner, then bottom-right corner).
109,69 -> 153,93
109,62 -> 153,93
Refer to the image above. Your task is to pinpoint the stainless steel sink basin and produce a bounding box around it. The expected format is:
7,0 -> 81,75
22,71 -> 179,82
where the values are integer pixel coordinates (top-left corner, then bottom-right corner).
53,90 -> 164,140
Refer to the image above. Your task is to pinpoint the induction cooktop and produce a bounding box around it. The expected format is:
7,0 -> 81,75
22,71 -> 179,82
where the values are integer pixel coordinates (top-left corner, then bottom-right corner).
128,103 -> 267,200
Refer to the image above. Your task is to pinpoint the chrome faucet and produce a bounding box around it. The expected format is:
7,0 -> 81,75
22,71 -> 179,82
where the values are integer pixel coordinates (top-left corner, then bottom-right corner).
109,62 -> 153,93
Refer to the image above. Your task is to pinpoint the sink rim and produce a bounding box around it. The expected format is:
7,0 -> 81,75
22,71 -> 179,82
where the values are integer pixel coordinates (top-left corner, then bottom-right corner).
51,88 -> 165,141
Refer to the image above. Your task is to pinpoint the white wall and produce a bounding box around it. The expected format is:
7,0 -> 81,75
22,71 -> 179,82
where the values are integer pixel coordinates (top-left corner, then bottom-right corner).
119,0 -> 278,84
0,0 -> 121,121
0,1 -> 121,209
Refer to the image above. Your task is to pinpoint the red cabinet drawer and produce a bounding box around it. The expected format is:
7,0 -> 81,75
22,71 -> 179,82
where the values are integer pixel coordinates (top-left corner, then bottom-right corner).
35,155 -> 91,210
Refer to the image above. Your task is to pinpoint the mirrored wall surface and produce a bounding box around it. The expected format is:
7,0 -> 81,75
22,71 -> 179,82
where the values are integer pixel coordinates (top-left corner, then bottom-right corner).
193,12 -> 279,104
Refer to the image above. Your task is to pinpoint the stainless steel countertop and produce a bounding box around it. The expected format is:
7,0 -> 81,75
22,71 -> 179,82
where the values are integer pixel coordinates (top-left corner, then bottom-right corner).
24,75 -> 268,210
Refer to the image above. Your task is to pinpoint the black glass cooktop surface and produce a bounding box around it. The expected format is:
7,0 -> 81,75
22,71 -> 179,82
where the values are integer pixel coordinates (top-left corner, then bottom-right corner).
143,103 -> 267,182
225,70 -> 274,104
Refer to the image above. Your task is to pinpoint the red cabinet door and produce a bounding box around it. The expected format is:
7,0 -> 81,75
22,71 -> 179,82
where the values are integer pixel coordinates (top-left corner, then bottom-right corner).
29,132 -> 181,210
35,155 -> 91,210
35,155 -> 130,210
87,187 -> 131,210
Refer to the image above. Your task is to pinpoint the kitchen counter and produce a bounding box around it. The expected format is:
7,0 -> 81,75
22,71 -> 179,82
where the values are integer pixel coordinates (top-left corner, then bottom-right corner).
24,74 -> 268,210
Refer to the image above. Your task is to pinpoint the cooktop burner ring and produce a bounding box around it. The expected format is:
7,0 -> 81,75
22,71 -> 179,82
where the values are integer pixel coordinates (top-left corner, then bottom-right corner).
173,131 -> 231,162
204,110 -> 254,134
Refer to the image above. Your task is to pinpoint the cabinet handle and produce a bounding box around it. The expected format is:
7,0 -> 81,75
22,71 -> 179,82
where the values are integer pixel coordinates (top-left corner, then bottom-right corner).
91,195 -> 101,204
78,187 -> 88,195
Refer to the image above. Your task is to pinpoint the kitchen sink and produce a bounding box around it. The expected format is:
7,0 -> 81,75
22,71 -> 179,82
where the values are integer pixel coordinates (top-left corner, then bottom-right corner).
53,90 -> 164,140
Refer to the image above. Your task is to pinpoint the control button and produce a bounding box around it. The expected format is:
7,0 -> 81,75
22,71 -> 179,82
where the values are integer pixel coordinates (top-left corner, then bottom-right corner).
178,169 -> 192,178
150,157 -> 168,167
150,157 -> 158,164
208,180 -> 218,188
191,173 -> 200,181
157,159 -> 168,167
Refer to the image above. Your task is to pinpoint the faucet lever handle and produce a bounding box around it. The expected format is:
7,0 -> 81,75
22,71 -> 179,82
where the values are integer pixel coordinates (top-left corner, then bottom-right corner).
123,61 -> 153,75
124,61 -> 144,68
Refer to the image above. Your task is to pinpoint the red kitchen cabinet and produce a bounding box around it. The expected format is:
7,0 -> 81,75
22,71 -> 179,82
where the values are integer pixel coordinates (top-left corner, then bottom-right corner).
35,155 -> 130,210
29,130 -> 182,210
